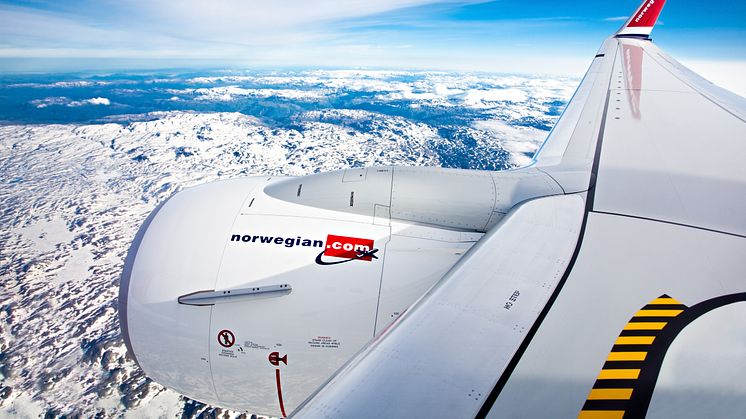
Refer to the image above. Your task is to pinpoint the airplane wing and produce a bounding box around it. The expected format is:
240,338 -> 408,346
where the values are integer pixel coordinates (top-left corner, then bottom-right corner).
291,1 -> 746,417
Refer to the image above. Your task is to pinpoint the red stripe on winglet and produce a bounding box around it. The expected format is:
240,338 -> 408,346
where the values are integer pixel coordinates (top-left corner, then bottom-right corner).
628,0 -> 666,27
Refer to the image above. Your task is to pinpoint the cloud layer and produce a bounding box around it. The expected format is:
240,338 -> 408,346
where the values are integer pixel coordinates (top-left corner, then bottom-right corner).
3,0 -> 742,78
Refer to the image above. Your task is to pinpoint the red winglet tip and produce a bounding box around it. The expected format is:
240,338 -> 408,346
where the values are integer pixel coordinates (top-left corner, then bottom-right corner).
617,0 -> 667,37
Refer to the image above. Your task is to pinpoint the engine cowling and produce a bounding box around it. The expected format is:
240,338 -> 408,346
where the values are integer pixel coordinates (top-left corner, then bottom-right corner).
119,166 -> 561,416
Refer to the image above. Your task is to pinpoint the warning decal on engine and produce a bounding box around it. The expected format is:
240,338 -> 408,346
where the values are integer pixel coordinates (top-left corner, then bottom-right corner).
217,329 -> 235,348
244,340 -> 270,351
308,336 -> 340,349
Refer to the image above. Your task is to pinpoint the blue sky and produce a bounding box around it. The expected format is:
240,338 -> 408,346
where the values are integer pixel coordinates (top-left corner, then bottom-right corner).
0,0 -> 744,77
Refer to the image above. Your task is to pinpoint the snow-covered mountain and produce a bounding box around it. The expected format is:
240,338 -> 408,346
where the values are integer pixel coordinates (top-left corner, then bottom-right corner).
0,70 -> 577,418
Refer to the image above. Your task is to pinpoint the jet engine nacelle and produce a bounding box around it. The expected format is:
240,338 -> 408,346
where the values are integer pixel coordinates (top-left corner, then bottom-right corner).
119,166 -> 561,416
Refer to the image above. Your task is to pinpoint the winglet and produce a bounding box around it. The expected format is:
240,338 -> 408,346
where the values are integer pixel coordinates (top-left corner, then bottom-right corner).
616,0 -> 667,38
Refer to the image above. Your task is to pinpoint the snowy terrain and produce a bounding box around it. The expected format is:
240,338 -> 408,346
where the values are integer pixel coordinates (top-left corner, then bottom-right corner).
0,70 -> 577,417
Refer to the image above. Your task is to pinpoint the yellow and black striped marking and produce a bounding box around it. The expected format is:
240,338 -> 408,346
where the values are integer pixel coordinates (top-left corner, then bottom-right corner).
578,294 -> 686,419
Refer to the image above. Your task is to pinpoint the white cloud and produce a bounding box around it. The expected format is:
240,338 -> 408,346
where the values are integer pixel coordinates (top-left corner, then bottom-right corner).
8,80 -> 112,88
82,97 -> 110,106
30,97 -> 70,108
130,0 -> 455,38
169,86 -> 329,102
463,88 -> 528,105
0,1 -> 463,56
30,96 -> 111,108
604,16 -> 629,22
473,120 -> 546,167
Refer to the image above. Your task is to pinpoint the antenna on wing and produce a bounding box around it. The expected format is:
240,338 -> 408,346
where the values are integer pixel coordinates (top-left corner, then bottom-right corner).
616,0 -> 667,38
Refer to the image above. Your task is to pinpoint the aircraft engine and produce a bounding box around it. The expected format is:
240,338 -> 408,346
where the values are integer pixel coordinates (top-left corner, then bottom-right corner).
119,166 -> 561,416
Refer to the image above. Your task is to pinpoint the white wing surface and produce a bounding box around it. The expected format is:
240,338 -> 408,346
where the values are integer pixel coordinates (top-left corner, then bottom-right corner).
292,0 -> 746,417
